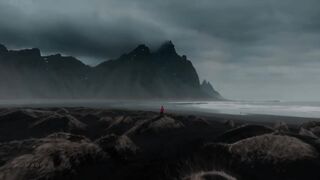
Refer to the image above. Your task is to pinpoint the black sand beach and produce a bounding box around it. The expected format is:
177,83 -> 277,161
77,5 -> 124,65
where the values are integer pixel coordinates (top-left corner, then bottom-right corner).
0,107 -> 319,180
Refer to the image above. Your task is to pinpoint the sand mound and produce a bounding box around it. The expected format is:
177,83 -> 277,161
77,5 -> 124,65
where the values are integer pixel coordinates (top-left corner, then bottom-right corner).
300,121 -> 320,138
229,134 -> 318,163
215,125 -> 274,143
78,114 -> 101,125
2,107 -> 320,180
0,133 -> 90,167
30,114 -> 87,135
0,109 -> 88,141
53,108 -> 70,115
0,110 -> 39,141
77,114 -> 112,138
224,120 -> 235,128
0,109 -> 64,120
96,134 -> 139,160
273,121 -> 289,132
127,115 -> 185,135
0,136 -> 110,180
299,128 -> 319,138
45,132 -> 90,143
147,116 -> 184,130
179,115 -> 211,128
105,116 -> 137,134
0,139 -> 41,166
0,110 -> 36,121
184,171 -> 237,180
195,134 -> 320,180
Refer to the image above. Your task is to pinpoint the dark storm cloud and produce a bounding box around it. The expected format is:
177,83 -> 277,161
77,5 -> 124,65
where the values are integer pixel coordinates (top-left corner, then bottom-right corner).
1,0 -> 320,58
1,0 -> 320,100
0,0 -> 167,59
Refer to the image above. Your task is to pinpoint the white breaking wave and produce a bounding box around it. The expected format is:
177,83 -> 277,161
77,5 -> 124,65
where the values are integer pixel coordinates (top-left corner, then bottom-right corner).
173,101 -> 320,118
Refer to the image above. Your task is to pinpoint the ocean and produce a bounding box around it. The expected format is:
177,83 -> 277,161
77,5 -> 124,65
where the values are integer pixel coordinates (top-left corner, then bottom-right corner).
1,100 -> 320,118
170,101 -> 320,118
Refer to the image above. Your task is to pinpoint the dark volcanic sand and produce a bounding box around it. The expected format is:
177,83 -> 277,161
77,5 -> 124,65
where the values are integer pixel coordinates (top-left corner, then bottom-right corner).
0,107 -> 320,180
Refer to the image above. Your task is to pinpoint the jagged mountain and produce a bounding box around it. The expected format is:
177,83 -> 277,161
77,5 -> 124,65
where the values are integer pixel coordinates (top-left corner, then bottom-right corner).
92,41 -> 205,99
0,48 -> 52,98
0,44 -> 8,53
0,42 -> 222,100
201,80 -> 223,99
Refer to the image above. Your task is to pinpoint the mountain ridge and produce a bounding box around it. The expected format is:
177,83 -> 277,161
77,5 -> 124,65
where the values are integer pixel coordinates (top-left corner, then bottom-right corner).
0,42 -> 223,100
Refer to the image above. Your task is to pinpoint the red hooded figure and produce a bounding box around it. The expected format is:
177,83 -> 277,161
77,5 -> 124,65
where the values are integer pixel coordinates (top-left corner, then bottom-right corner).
160,106 -> 164,115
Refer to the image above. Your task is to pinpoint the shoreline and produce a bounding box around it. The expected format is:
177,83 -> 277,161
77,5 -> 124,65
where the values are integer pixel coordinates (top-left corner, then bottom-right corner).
0,99 -> 319,125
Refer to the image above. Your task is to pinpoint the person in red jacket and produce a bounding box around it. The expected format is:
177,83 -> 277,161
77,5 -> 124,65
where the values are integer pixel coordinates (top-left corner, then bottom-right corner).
160,106 -> 164,115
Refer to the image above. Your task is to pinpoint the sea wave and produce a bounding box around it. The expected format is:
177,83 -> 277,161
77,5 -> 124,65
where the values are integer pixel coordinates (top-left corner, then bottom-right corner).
174,101 -> 320,118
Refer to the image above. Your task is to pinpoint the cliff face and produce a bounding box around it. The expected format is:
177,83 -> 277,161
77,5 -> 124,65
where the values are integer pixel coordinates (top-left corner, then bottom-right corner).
0,42 -> 222,100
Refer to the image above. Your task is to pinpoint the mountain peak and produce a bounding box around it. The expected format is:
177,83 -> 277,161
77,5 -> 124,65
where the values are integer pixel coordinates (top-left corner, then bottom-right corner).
201,80 -> 223,100
201,80 -> 213,89
156,41 -> 178,57
16,48 -> 41,57
0,43 -> 8,53
202,80 -> 209,85
51,53 -> 62,57
128,44 -> 150,57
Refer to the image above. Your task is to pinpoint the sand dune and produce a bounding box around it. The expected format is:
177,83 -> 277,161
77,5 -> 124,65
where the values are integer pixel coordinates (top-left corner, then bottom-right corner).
0,107 -> 319,180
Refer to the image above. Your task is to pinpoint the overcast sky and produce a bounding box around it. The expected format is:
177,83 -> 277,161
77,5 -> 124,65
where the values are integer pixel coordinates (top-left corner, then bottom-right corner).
1,0 -> 320,101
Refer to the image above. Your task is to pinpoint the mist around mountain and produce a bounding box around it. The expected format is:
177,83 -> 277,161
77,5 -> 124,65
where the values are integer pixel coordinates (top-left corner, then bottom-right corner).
0,41 -> 223,100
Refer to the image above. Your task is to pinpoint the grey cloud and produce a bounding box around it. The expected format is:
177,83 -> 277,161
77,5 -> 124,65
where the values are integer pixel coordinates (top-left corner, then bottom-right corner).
1,0 -> 320,100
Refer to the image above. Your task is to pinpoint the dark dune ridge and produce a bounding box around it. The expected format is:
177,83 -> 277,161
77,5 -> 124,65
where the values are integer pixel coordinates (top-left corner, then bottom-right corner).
0,107 -> 320,180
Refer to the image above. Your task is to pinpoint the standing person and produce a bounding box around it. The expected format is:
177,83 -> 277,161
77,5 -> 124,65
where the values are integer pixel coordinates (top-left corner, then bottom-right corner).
160,106 -> 164,115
